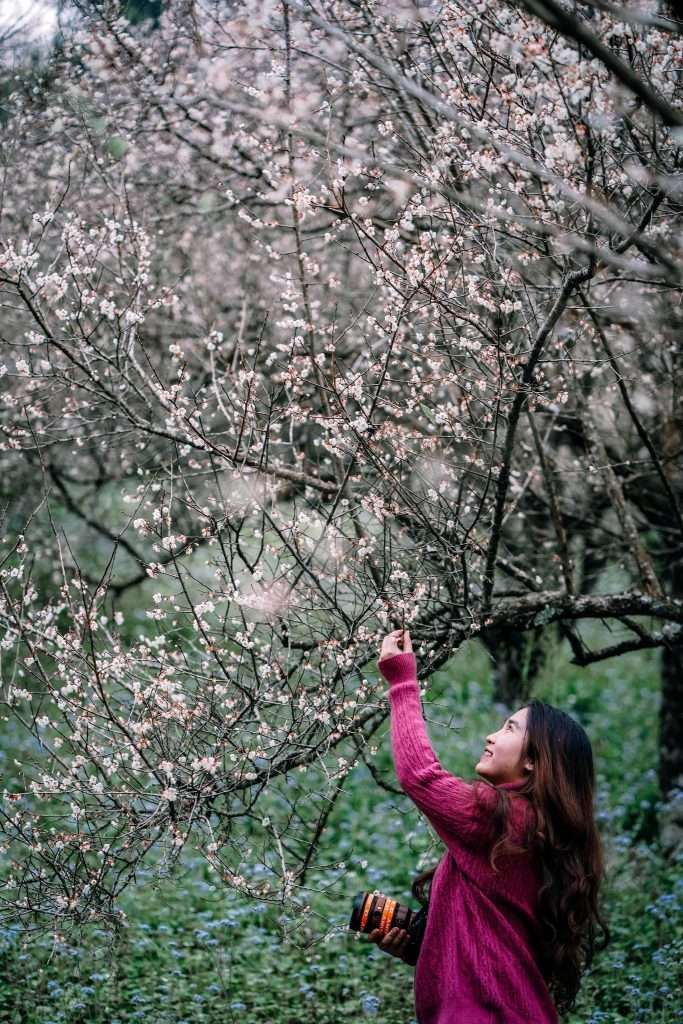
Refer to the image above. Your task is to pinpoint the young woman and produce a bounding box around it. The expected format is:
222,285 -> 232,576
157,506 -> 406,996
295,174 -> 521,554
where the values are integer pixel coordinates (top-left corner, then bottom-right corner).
368,628 -> 610,1023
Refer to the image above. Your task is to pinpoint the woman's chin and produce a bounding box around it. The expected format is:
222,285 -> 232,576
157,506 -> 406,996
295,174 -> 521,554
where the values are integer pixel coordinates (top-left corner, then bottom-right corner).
475,758 -> 497,780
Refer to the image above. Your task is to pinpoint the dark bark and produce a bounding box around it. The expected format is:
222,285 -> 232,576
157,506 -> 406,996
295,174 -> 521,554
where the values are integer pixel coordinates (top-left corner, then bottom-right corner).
482,624 -> 547,707
657,562 -> 683,861
658,349 -> 683,801
655,323 -> 683,857
659,620 -> 683,798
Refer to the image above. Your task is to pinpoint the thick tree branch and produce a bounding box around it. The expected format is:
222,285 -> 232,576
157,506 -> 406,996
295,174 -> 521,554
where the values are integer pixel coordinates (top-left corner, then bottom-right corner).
482,263 -> 594,609
517,0 -> 683,127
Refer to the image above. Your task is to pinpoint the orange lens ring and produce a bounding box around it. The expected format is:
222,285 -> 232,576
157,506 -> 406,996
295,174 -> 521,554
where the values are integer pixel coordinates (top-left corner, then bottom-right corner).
379,898 -> 397,935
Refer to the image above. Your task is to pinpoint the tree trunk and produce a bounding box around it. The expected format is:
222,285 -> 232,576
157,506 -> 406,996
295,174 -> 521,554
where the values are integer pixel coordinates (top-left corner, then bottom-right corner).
657,568 -> 683,860
482,625 -> 547,707
659,636 -> 683,795
657,334 -> 683,861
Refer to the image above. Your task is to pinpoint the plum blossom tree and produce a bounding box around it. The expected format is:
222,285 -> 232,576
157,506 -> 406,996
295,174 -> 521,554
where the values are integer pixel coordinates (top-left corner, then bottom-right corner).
1,0 -> 682,934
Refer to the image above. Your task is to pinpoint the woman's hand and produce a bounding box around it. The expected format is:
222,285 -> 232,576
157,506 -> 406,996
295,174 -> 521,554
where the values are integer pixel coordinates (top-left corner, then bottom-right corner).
367,925 -> 412,961
378,628 -> 413,662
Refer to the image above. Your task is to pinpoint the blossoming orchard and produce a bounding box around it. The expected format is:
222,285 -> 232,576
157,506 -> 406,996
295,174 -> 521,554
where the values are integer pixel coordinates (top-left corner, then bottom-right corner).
0,0 -> 682,939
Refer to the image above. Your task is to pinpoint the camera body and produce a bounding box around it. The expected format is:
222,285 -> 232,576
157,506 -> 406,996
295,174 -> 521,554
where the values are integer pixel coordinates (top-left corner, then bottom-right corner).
349,890 -> 427,966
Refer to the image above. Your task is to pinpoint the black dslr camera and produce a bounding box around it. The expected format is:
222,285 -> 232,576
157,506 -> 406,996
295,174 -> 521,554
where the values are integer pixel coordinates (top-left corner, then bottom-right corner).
349,890 -> 428,966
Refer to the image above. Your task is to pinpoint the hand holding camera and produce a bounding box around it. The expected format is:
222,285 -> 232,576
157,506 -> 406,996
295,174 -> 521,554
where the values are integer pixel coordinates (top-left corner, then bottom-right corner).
349,890 -> 427,966
367,924 -> 412,961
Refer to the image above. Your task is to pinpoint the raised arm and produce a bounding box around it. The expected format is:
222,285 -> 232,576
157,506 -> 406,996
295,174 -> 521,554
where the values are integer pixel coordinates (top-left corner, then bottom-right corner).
378,651 -> 498,856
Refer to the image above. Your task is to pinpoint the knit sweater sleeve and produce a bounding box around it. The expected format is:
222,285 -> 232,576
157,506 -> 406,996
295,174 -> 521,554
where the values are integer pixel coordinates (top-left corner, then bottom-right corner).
378,651 -> 497,855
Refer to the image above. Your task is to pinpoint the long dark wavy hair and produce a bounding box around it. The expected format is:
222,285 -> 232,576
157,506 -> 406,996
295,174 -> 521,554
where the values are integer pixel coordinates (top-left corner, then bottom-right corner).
410,698 -> 611,1017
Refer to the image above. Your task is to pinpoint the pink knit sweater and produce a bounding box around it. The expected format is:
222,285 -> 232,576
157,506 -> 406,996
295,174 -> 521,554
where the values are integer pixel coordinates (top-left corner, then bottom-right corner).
378,651 -> 559,1024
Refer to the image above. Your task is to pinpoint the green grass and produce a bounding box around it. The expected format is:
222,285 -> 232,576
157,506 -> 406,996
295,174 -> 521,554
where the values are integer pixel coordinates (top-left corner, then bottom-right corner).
1,635 -> 682,1024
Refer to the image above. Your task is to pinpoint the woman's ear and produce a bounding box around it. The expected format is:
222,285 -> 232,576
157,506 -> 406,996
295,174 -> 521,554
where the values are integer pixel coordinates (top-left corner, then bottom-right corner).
524,759 -> 534,774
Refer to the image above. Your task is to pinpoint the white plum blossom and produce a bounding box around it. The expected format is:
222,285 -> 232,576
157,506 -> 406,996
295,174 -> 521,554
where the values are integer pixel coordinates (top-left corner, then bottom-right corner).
191,755 -> 220,775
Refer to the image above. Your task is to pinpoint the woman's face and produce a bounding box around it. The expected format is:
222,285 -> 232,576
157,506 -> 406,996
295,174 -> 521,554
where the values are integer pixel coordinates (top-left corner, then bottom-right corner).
475,706 -> 534,784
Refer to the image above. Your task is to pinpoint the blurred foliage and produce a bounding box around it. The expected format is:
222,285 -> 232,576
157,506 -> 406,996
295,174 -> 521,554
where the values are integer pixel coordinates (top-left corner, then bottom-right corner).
0,0 -> 162,126
122,0 -> 163,26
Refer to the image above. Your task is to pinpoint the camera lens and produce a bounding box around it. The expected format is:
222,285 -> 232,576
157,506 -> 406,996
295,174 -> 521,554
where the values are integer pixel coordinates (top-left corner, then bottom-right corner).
349,891 -> 413,937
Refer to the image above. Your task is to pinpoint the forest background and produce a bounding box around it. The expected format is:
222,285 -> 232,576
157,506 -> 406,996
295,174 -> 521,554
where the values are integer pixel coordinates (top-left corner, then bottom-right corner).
0,1 -> 682,1021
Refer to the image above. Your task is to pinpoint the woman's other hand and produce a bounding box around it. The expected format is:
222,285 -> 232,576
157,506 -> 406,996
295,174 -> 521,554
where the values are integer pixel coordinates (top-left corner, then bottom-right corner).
367,925 -> 412,961
378,628 -> 413,662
